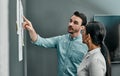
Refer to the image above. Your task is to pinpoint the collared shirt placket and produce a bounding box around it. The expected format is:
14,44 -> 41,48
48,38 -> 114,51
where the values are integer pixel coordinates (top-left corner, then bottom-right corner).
63,39 -> 73,75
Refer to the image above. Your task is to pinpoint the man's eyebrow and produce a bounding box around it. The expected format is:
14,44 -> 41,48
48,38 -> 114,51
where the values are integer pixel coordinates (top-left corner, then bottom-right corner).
69,19 -> 72,21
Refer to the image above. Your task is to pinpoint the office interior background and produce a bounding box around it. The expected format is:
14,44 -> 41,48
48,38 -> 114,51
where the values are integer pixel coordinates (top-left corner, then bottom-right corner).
0,0 -> 120,76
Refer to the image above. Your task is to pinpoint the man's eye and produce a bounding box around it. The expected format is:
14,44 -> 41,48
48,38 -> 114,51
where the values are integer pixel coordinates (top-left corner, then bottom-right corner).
74,21 -> 78,25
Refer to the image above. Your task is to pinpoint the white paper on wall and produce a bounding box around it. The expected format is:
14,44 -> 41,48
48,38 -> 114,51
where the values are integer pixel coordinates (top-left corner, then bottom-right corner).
16,0 -> 24,62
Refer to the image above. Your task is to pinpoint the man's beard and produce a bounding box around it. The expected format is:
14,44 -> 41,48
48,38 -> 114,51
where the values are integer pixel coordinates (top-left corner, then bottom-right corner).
68,26 -> 74,34
68,31 -> 74,34
68,26 -> 79,34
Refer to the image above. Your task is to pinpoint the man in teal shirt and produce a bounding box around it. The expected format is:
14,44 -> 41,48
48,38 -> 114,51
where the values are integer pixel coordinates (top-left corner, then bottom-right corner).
23,11 -> 88,76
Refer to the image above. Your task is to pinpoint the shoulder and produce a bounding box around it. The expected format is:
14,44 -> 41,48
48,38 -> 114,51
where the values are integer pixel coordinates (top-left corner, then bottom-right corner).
89,52 -> 106,67
55,34 -> 69,39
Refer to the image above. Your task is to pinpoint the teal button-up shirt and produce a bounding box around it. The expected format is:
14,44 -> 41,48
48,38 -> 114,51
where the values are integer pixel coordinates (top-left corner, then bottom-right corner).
33,34 -> 88,76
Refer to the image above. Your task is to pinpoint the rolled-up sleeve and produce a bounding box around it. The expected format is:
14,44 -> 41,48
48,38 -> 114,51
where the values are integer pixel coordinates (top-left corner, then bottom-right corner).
32,35 -> 59,48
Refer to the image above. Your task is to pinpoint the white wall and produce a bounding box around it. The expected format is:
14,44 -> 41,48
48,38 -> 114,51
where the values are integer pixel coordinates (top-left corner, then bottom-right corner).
0,0 -> 9,76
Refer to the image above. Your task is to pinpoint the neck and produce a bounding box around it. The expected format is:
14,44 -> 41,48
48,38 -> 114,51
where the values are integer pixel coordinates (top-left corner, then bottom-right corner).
70,32 -> 80,38
88,43 -> 100,51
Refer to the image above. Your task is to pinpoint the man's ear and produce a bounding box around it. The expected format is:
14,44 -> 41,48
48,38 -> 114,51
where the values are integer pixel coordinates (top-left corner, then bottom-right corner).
81,26 -> 85,30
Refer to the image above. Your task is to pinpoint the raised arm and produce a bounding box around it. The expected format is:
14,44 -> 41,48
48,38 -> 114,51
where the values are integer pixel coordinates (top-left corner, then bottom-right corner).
23,16 -> 37,42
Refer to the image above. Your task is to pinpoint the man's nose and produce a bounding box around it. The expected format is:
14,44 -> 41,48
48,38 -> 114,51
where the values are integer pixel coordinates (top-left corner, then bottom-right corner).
69,22 -> 73,26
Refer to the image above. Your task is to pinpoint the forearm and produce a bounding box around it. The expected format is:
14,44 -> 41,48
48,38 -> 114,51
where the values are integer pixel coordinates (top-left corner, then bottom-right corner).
28,29 -> 37,42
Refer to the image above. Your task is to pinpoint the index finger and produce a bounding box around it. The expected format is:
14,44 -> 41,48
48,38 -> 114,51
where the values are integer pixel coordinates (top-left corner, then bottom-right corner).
23,16 -> 29,22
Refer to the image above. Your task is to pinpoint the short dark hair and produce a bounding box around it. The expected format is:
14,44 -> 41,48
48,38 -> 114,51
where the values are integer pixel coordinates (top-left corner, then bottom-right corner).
86,21 -> 106,45
73,11 -> 87,25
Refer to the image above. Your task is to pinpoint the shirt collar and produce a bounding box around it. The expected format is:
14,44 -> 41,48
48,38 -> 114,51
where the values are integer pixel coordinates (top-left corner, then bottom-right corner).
85,47 -> 101,59
68,33 -> 82,41
88,47 -> 101,55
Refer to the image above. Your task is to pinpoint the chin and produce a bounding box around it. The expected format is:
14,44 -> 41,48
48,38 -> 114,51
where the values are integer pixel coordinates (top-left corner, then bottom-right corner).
68,30 -> 73,34
68,31 -> 74,34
